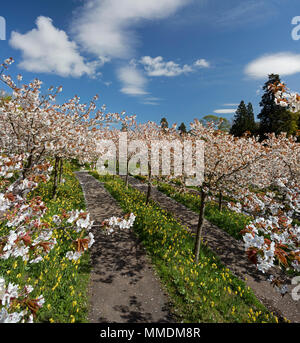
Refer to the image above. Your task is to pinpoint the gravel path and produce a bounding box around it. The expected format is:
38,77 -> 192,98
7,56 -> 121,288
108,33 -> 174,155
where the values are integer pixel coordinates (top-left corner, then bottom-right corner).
125,176 -> 300,323
75,172 -> 174,323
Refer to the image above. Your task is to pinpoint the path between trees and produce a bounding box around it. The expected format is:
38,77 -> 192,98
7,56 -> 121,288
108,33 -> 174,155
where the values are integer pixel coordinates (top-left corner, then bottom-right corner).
124,176 -> 300,323
75,171 -> 173,323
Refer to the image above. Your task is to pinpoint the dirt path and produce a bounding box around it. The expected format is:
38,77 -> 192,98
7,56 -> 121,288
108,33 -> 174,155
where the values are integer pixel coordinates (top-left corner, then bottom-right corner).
125,176 -> 300,323
75,172 -> 174,323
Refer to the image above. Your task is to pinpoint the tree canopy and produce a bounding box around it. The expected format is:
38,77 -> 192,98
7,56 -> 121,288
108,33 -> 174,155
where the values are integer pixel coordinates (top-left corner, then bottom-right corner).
201,115 -> 231,132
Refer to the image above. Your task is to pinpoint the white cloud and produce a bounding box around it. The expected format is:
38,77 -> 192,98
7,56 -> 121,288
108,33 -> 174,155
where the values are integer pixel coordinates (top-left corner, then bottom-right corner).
117,65 -> 148,96
140,56 -> 193,77
142,96 -> 161,105
9,16 -> 99,77
142,101 -> 159,105
71,0 -> 191,61
140,56 -> 210,77
214,109 -> 236,114
245,52 -> 300,79
118,54 -> 210,97
223,103 -> 239,106
194,58 -> 210,68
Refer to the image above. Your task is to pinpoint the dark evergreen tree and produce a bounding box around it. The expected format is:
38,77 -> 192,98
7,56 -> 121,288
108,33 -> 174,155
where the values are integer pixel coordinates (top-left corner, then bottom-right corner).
230,101 -> 257,136
160,117 -> 169,129
246,102 -> 257,135
230,101 -> 248,137
258,74 -> 289,139
178,122 -> 187,135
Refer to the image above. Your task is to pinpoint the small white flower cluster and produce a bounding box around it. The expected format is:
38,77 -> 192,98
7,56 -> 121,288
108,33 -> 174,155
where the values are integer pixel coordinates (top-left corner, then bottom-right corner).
0,154 -> 23,179
0,192 -> 13,212
242,219 -> 299,273
228,191 -> 282,217
0,307 -> 31,323
65,213 -> 136,260
65,232 -> 95,261
227,202 -> 242,213
65,210 -> 95,261
291,258 -> 300,272
3,57 -> 14,66
243,230 -> 276,273
0,228 -> 57,263
6,201 -> 47,228
104,213 -> 136,235
274,89 -> 300,113
229,179 -> 300,273
67,209 -> 94,232
0,276 -> 44,323
276,179 -> 300,217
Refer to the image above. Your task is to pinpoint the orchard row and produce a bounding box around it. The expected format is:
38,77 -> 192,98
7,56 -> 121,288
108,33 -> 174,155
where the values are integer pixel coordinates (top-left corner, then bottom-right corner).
0,58 -> 299,322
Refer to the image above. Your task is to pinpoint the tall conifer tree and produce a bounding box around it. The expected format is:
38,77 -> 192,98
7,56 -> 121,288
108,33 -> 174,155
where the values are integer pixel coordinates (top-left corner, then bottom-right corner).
160,117 -> 169,129
230,101 -> 248,136
258,74 -> 289,139
178,122 -> 187,135
246,102 -> 257,135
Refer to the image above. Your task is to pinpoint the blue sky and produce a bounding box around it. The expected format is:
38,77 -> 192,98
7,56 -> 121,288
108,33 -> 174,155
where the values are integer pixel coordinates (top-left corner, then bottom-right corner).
1,0 -> 300,128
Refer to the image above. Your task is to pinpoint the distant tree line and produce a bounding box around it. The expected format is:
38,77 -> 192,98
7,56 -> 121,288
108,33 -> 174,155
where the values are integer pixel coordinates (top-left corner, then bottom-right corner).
160,73 -> 300,140
230,74 -> 299,139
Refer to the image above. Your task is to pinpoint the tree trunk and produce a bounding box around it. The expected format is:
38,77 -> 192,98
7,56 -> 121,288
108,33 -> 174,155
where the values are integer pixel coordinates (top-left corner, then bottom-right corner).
125,160 -> 129,187
218,191 -> 223,212
194,188 -> 207,264
183,176 -> 187,193
22,153 -> 33,180
58,158 -> 63,184
146,162 -> 152,205
52,156 -> 60,199
146,181 -> 152,205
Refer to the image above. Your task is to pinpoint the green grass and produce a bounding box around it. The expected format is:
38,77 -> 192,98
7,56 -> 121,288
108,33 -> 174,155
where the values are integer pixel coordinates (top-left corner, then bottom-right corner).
156,182 -> 251,240
155,181 -> 300,278
89,171 -> 282,323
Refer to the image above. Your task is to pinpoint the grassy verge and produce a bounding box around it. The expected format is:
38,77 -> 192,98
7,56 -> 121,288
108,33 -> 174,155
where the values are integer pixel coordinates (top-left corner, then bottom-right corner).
156,182 -> 251,240
0,161 -> 91,323
89,171 -> 282,323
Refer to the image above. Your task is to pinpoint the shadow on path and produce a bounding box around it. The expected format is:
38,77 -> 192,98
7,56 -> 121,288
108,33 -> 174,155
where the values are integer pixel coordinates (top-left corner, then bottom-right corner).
75,172 -> 174,323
